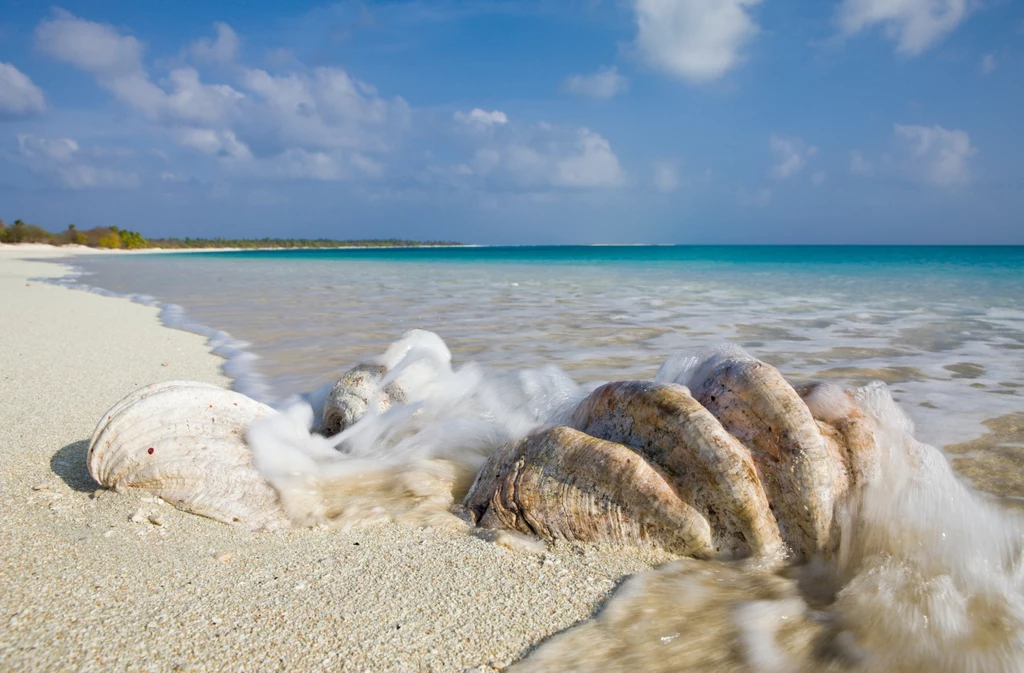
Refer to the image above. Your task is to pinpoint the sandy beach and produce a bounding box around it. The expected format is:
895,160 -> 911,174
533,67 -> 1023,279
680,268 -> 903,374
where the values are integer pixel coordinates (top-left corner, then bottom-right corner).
0,246 -> 676,672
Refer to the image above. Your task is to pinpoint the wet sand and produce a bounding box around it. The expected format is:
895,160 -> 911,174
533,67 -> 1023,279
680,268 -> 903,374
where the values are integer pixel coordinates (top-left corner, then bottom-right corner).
946,412 -> 1024,501
0,247 -> 674,672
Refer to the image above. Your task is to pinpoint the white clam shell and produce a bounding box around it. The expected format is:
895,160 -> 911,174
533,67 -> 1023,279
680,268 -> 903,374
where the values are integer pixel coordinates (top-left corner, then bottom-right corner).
88,381 -> 290,530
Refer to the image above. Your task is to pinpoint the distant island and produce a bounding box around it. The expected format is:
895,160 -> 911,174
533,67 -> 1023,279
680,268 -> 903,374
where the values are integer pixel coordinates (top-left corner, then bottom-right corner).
0,218 -> 461,250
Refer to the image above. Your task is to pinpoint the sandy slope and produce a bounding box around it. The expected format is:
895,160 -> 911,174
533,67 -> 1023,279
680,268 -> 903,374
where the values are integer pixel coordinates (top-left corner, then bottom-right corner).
0,247 -> 671,672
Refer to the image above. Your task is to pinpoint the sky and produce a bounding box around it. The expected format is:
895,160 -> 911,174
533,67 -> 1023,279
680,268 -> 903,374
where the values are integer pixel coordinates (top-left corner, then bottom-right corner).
0,0 -> 1021,244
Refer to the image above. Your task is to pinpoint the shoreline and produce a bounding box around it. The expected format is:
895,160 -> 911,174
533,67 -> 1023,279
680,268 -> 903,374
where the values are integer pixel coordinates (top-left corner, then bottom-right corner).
6,243 -> 1024,257
26,246 -> 273,402
0,245 -> 674,672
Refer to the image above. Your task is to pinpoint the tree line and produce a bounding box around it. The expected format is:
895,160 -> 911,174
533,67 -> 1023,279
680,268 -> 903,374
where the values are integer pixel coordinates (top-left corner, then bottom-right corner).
0,218 -> 461,249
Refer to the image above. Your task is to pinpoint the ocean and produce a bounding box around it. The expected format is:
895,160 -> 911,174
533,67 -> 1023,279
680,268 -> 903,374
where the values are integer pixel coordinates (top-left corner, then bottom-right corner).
54,245 -> 1024,671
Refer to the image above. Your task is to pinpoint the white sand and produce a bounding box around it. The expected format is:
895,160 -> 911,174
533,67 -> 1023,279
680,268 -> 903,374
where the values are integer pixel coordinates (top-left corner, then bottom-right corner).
0,246 -> 673,672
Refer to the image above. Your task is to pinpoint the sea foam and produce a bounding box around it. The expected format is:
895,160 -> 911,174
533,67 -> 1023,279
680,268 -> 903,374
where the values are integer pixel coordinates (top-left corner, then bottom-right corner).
246,329 -> 586,529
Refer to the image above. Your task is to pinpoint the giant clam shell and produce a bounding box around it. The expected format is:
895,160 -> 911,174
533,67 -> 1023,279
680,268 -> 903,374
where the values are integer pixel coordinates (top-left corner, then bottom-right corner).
322,363 -> 408,435
687,353 -> 839,557
797,381 -> 880,489
463,426 -> 717,558
88,381 -> 289,530
464,354 -> 881,560
571,381 -> 783,558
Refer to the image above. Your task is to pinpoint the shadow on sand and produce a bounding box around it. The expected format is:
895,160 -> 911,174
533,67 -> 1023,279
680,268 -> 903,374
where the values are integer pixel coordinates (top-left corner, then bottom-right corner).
51,440 -> 101,492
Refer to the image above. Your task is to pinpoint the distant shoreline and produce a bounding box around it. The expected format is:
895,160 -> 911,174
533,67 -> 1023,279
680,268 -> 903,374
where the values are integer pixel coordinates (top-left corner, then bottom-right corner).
0,242 -> 474,254
0,221 -> 463,251
3,243 -> 1023,256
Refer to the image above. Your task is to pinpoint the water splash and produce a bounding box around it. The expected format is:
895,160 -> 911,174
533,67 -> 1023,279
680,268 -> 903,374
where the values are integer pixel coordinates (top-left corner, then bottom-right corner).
246,330 -> 585,529
515,376 -> 1024,672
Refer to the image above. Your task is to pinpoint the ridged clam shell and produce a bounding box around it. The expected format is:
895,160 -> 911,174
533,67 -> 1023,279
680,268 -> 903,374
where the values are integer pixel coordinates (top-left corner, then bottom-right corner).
88,381 -> 289,530
571,381 -> 783,558
463,426 -> 716,558
463,355 -> 881,559
689,355 -> 838,557
322,363 -> 408,435
797,381 -> 879,489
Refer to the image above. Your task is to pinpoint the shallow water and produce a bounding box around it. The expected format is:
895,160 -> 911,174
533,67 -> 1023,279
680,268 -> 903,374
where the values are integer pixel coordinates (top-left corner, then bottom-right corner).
66,247 -> 1024,453
53,246 -> 1024,670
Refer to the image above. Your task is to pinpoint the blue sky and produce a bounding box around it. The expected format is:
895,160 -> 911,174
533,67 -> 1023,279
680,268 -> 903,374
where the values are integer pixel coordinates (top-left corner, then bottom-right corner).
0,0 -> 1021,244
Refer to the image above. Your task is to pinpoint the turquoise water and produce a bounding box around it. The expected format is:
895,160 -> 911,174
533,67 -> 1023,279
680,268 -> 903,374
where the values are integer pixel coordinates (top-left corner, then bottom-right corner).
188,245 -> 1024,271
66,245 -> 1024,451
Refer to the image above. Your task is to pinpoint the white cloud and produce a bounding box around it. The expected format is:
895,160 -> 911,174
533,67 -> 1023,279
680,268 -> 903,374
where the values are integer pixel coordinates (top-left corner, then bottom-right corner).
652,161 -> 680,192
445,123 -> 626,190
851,125 -> 976,185
981,53 -> 997,75
160,68 -> 244,126
18,134 -> 79,163
16,134 -> 139,189
35,9 -> 146,75
35,11 -> 408,183
893,123 -> 975,186
237,67 -> 408,155
836,0 -> 970,55
187,22 -> 239,64
850,150 -> 872,176
35,10 -> 242,126
561,66 -> 629,99
32,11 -> 632,194
0,63 -> 47,117
769,134 -> 818,180
633,0 -> 761,83
265,149 -> 349,181
552,130 -> 627,188
222,149 -> 385,182
454,108 -> 509,127
175,128 -> 252,161
57,164 -> 141,189
351,153 -> 384,178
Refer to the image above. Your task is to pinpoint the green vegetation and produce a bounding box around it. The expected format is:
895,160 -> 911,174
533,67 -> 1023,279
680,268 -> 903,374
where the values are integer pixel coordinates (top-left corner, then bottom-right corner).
66,224 -> 87,245
0,217 -> 461,249
0,219 -> 52,244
